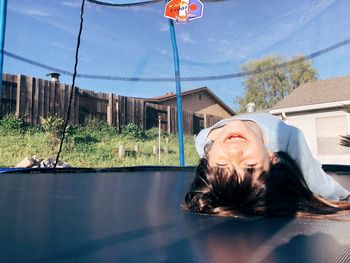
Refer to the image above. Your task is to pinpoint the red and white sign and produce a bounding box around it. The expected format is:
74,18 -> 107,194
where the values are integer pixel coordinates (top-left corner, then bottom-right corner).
164,0 -> 203,22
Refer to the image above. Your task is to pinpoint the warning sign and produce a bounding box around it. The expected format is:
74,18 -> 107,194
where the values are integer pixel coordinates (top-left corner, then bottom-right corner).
164,0 -> 203,22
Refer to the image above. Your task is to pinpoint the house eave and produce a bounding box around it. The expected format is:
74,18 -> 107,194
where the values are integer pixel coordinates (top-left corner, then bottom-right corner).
270,100 -> 350,114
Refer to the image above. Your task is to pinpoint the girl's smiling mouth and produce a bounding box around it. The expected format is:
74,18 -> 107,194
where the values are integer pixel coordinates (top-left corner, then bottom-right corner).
225,133 -> 247,143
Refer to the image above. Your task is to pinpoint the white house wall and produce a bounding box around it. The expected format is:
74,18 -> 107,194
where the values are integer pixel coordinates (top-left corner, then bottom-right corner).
279,110 -> 350,165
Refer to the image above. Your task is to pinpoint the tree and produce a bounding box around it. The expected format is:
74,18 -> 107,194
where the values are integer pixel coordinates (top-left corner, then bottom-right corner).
235,55 -> 318,113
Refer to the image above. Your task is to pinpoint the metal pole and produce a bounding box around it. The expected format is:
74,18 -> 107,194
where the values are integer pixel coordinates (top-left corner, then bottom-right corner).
168,18 -> 185,166
158,114 -> 161,164
0,0 -> 8,100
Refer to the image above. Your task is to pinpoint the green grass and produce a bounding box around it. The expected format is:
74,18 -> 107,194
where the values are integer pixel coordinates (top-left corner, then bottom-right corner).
0,126 -> 199,168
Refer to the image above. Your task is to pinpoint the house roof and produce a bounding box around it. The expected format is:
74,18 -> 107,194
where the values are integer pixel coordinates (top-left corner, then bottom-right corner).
271,76 -> 350,111
147,87 -> 235,115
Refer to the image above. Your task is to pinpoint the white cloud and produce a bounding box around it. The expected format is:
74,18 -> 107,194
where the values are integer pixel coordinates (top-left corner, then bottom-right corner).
62,1 -> 81,8
62,0 -> 103,12
26,9 -> 50,17
8,1 -> 81,37
49,42 -> 65,49
299,0 -> 337,25
179,32 -> 195,44
8,2 -> 51,17
130,5 -> 159,14
208,38 -> 248,61
159,22 -> 168,32
79,56 -> 91,63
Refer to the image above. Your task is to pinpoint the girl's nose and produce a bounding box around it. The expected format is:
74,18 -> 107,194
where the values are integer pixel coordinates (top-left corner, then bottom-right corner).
225,145 -> 243,160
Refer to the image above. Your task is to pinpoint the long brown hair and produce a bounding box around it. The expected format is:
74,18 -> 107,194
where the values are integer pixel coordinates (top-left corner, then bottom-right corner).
185,151 -> 350,218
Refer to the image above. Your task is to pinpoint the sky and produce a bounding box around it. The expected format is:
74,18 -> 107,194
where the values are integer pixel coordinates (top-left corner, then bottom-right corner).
4,0 -> 350,110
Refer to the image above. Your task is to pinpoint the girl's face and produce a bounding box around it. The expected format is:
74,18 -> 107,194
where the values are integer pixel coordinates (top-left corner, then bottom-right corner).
207,120 -> 271,176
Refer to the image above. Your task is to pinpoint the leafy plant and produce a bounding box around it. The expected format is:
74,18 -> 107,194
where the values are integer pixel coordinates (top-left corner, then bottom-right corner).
83,115 -> 116,137
0,114 -> 24,132
40,115 -> 65,146
121,123 -> 146,140
145,127 -> 169,140
73,134 -> 99,145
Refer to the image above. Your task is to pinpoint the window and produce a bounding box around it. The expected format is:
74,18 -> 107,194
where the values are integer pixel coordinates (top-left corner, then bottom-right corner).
316,115 -> 350,155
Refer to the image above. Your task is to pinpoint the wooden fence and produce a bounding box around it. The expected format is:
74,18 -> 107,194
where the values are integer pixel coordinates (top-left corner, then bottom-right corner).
0,73 -> 222,134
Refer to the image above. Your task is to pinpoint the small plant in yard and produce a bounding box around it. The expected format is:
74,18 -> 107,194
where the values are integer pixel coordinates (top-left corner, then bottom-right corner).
145,127 -> 169,140
121,123 -> 146,140
83,115 -> 116,137
0,114 -> 24,132
40,115 -> 65,147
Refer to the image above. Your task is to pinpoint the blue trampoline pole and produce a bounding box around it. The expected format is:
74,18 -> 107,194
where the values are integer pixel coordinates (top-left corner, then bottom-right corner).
0,0 -> 7,100
168,19 -> 185,166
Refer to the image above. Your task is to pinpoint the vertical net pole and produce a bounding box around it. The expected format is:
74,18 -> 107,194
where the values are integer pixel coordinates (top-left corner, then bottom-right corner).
158,114 -> 161,164
0,0 -> 7,100
168,18 -> 185,166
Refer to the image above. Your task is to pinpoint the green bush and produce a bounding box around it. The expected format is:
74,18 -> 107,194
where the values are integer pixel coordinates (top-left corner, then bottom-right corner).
65,124 -> 80,138
121,123 -> 146,140
73,134 -> 99,145
83,115 -> 116,137
40,115 -> 65,145
0,114 -> 23,132
145,127 -> 169,140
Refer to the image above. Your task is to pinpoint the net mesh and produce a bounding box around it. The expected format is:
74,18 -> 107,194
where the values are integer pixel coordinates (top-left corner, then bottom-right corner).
2,0 -> 350,167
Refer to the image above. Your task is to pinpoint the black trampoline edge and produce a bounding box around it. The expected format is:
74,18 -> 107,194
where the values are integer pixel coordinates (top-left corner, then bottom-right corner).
1,164 -> 349,174
0,165 -> 197,174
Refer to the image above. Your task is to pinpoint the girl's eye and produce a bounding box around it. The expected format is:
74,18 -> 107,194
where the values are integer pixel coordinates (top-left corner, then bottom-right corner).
216,163 -> 228,167
246,163 -> 257,168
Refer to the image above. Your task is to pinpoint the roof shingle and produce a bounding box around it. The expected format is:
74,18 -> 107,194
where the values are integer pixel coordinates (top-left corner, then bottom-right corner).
272,76 -> 350,109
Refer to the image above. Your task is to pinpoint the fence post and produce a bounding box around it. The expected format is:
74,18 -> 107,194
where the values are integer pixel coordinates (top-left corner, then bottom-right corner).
118,145 -> 125,158
107,93 -> 114,126
116,95 -> 120,132
15,75 -> 25,118
74,87 -> 79,124
204,113 -> 207,128
152,145 -> 157,155
134,144 -> 140,155
167,105 -> 171,134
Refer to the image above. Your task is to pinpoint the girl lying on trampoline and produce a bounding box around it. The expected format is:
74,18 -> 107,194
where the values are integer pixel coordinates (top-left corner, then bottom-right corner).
185,113 -> 350,217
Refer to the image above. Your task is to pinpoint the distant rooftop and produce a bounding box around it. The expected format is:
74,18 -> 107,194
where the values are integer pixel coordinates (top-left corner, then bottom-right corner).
272,76 -> 350,110
149,87 -> 235,116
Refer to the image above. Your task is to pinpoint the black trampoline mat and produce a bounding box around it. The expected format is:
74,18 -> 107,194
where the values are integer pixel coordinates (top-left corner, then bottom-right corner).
0,169 -> 350,263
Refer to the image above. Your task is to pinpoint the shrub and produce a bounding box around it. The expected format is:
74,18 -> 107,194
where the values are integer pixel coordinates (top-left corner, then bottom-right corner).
145,127 -> 169,140
40,115 -> 65,146
73,134 -> 99,145
83,115 -> 116,137
121,123 -> 146,140
0,114 -> 24,132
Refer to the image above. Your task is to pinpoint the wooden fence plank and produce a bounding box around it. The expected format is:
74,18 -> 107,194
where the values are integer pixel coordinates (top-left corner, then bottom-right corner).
38,79 -> 44,121
43,80 -> 49,119
25,76 -> 33,124
54,82 -> 60,118
16,75 -> 26,118
33,78 -> 39,125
